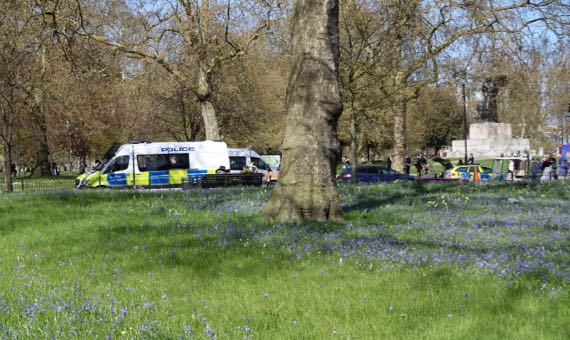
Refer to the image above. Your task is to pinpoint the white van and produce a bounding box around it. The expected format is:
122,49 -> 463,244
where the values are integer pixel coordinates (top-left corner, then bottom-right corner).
77,141 -> 230,188
228,148 -> 279,183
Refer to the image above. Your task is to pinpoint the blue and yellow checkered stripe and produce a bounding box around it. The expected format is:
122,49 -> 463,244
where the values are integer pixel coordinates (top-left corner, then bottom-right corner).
90,169 -> 215,187
459,171 -> 490,181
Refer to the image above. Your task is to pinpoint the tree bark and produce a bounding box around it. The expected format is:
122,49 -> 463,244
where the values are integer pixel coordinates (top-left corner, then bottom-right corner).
392,101 -> 406,173
197,62 -> 221,140
2,136 -> 13,193
30,105 -> 51,177
391,74 -> 407,173
31,45 -> 51,177
263,0 -> 343,222
349,95 -> 358,180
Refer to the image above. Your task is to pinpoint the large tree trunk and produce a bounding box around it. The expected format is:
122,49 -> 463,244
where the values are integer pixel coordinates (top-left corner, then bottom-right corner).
31,45 -> 51,177
391,97 -> 406,173
391,71 -> 409,173
1,105 -> 13,191
263,0 -> 343,222
349,97 -> 358,180
197,62 -> 221,140
30,105 -> 51,177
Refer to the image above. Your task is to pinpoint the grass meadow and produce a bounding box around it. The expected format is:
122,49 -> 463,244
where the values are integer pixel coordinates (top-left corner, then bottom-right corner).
1,182 -> 569,338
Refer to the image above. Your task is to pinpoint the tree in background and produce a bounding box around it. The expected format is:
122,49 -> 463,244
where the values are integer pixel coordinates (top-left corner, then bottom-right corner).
0,1 -> 50,184
379,1 -> 567,170
407,86 -> 463,154
51,0 -> 281,141
469,32 -> 570,150
339,0 -> 383,176
2,0 -> 568,188
215,44 -> 288,151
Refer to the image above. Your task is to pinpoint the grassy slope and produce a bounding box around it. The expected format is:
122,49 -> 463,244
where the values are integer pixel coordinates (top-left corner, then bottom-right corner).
0,184 -> 569,338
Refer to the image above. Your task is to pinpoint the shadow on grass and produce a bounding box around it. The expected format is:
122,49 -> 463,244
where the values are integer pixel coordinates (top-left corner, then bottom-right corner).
82,217 -> 294,278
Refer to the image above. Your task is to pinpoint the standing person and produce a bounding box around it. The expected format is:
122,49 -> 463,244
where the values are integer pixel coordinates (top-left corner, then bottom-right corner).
343,158 -> 351,169
404,155 -> 411,175
415,156 -> 423,178
10,163 -> 17,177
50,161 -> 58,176
508,159 -> 515,180
420,154 -> 428,176
386,156 -> 392,170
551,157 -> 558,180
467,154 -> 475,165
540,158 -> 552,181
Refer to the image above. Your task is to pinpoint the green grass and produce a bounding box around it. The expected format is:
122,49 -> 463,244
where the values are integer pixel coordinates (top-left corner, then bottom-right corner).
1,184 -> 569,338
0,174 -> 77,192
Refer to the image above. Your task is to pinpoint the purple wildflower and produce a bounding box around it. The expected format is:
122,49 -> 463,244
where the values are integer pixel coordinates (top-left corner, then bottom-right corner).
205,324 -> 216,340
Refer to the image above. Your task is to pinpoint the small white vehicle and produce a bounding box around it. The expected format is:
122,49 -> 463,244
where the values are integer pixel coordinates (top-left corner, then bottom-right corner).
76,141 -> 230,188
228,148 -> 279,183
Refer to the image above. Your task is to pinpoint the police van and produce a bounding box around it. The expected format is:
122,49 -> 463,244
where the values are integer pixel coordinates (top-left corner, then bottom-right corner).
76,141 -> 230,188
228,148 -> 279,183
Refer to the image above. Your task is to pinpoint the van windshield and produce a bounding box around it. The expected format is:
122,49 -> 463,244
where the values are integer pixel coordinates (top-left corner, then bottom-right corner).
94,143 -> 122,171
252,157 -> 270,171
104,155 -> 130,174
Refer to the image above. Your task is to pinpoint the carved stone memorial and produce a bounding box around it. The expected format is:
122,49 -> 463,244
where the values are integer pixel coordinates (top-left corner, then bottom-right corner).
451,76 -> 531,158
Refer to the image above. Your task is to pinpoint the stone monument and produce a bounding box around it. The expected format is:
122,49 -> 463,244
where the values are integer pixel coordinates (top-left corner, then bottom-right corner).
451,122 -> 530,158
451,76 -> 531,158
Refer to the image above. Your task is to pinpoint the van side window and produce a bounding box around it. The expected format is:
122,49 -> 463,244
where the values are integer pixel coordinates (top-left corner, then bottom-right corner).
167,154 -> 190,170
251,157 -> 269,171
137,154 -> 189,172
105,155 -> 129,174
230,156 -> 246,171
